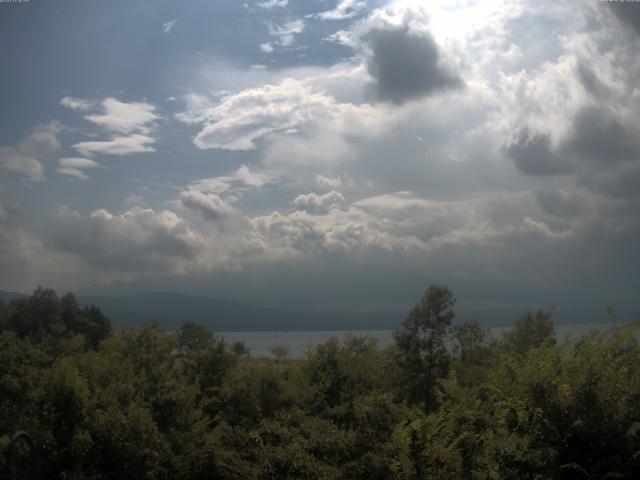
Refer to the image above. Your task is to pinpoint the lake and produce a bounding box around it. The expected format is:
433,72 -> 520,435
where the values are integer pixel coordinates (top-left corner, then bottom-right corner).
221,322 -> 617,358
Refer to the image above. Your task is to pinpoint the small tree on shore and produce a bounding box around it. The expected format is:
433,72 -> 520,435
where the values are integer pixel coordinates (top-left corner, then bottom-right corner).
270,345 -> 290,363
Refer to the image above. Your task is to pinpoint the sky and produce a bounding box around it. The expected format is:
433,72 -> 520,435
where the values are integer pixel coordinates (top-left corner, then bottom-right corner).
1,0 -> 639,319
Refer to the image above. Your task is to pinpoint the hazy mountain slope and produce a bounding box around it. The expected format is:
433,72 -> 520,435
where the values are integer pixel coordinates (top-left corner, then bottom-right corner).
0,291 -> 27,303
3,290 -> 626,331
77,292 -> 401,332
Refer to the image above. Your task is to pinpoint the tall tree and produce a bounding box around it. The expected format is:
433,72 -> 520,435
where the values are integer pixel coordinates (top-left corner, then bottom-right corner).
393,285 -> 455,411
505,309 -> 555,356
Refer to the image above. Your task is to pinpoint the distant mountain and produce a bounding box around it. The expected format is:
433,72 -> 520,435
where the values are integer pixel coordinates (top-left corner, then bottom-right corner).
0,290 -> 27,303
3,289 -> 628,331
77,292 -> 403,332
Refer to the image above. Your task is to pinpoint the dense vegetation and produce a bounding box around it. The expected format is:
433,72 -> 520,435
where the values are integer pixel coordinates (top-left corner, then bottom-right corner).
1,286 -> 639,479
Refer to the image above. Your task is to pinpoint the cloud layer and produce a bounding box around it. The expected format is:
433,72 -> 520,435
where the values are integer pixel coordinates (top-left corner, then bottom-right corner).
2,0 -> 640,313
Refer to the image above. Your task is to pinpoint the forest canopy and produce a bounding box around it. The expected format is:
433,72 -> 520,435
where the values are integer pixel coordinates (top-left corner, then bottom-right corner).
1,287 -> 639,479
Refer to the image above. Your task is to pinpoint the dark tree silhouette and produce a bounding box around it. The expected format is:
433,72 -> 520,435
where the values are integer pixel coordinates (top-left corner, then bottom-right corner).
393,285 -> 455,411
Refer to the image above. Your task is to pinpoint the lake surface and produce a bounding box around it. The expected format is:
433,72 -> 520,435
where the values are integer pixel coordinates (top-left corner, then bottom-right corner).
221,322 -> 616,358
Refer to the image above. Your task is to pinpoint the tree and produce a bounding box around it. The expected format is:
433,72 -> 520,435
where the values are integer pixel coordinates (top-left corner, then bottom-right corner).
270,345 -> 290,364
231,340 -> 250,357
178,321 -> 213,351
80,304 -> 112,348
452,320 -> 495,386
8,287 -> 61,341
505,309 -> 555,356
453,320 -> 491,364
393,285 -> 455,411
3,289 -> 111,350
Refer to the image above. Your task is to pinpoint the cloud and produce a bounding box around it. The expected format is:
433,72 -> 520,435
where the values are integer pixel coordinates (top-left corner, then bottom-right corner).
534,189 -> 587,219
233,164 -> 272,188
318,0 -> 367,21
60,96 -> 94,111
188,164 -> 274,196
18,129 -> 61,157
180,77 -> 384,152
62,97 -> 159,157
579,163 -> 640,202
249,190 -> 575,266
325,30 -> 356,47
293,190 -> 345,212
0,128 -> 61,182
0,226 -> 92,293
561,106 -> 639,165
52,207 -> 203,273
268,19 -> 305,47
5,0 -> 640,307
187,177 -> 233,195
0,205 -> 7,222
185,80 -> 323,150
248,208 -> 404,259
506,106 -> 640,176
315,174 -> 344,190
180,190 -> 235,222
260,42 -> 274,53
57,157 -> 100,181
608,3 -> 640,34
82,98 -> 158,134
72,134 -> 156,156
0,148 -> 46,182
56,168 -> 90,181
58,157 -> 100,169
256,0 -> 288,8
576,63 -> 608,99
504,129 -> 573,176
361,24 -> 463,104
162,19 -> 178,34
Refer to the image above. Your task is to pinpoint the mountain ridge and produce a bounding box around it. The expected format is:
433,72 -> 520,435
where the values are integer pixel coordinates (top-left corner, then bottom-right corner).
1,290 -> 629,331
77,292 -> 402,332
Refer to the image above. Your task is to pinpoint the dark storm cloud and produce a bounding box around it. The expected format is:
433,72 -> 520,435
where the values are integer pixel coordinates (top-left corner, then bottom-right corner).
576,63 -> 607,99
507,106 -> 639,176
609,3 -> 640,34
504,129 -> 574,176
579,164 -> 640,201
534,189 -> 585,218
50,208 -> 201,272
363,26 -> 462,104
561,106 -> 639,165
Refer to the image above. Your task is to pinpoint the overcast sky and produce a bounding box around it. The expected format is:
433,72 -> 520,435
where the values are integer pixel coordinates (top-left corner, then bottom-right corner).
1,0 -> 639,318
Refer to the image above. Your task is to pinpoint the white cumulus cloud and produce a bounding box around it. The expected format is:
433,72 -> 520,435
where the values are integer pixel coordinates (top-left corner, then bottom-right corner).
0,128 -> 61,182
268,19 -> 305,47
72,134 -> 156,156
318,0 -> 367,21
162,19 -> 178,34
57,157 -> 100,181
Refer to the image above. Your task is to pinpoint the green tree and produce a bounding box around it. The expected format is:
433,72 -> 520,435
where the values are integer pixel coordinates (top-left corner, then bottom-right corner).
232,340 -> 250,357
8,287 -> 61,341
305,336 -> 386,425
79,304 -> 112,348
178,320 -> 213,351
452,320 -> 495,386
270,345 -> 290,364
505,309 -> 555,356
393,285 -> 455,411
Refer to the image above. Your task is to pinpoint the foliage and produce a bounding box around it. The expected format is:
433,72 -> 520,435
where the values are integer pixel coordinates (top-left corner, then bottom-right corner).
393,285 -> 456,411
1,286 -> 640,479
1,287 -> 111,350
504,309 -> 556,356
